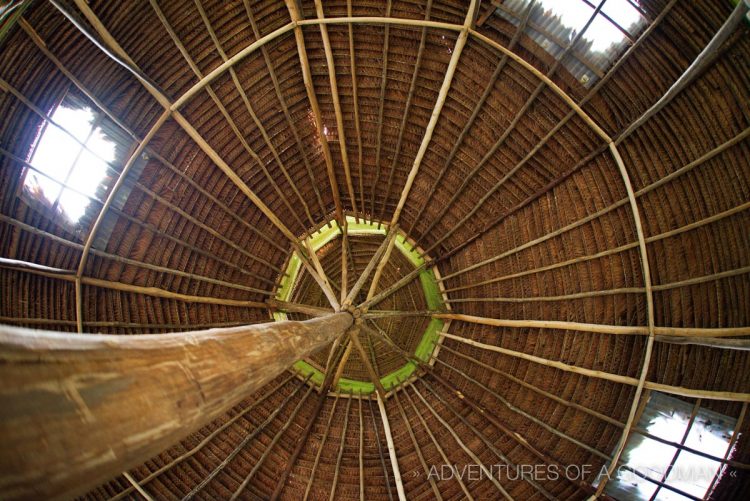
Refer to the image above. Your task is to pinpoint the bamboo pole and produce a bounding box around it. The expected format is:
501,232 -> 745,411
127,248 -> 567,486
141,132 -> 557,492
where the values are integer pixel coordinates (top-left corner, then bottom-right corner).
377,394 -> 407,501
0,313 -> 351,499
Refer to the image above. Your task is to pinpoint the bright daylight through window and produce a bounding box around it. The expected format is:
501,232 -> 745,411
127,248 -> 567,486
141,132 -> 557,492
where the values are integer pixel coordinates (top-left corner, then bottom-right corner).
23,95 -> 115,224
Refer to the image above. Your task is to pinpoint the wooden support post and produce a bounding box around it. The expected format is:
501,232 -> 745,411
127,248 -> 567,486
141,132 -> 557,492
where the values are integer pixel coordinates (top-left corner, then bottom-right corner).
0,313 -> 351,499
377,394 -> 407,501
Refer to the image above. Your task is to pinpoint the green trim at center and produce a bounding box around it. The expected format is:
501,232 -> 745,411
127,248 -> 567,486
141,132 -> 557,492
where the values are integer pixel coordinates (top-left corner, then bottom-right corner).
274,216 -> 445,394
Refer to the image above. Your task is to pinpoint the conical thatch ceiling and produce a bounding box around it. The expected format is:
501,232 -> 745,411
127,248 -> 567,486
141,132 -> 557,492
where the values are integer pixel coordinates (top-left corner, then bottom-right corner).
0,0 -> 749,499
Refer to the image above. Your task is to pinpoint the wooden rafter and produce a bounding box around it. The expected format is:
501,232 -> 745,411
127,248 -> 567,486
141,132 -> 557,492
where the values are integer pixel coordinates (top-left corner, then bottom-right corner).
391,383 -> 443,500
230,385 -> 316,500
370,0 -> 393,218
57,0 -> 341,310
312,0 -> 358,214
409,382 -> 513,500
284,0 -> 344,222
376,395 -> 407,501
242,0 -> 327,219
389,0 -> 479,227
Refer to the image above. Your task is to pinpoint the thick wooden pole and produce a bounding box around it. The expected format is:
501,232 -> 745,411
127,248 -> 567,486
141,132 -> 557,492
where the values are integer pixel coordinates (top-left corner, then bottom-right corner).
0,313 -> 352,500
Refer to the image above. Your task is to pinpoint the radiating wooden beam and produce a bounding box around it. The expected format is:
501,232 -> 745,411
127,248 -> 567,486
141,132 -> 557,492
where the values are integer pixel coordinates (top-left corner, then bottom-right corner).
617,0 -> 750,143
434,313 -> 750,339
419,378 -> 555,500
390,0 -> 479,226
312,0 -> 358,214
391,382 -> 443,500
368,395 -> 395,501
53,0 -> 340,310
0,257 -> 268,309
183,373 -> 313,499
284,0 -> 344,222
400,384 -> 474,500
438,331 -> 750,402
350,327 -> 387,399
267,299 -> 332,317
409,382 -> 513,500
0,313 -> 352,499
377,394 -> 407,501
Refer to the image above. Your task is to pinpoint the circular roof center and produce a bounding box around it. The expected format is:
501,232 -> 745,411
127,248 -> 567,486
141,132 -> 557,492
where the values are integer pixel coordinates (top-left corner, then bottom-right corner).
272,215 -> 448,395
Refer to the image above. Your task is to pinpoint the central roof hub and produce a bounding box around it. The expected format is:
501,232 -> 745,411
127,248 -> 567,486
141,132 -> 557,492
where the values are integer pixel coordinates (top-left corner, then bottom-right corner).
272,215 -> 448,396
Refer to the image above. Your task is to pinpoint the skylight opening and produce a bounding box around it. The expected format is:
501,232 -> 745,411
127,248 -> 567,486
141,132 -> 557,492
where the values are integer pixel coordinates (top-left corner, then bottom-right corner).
601,392 -> 738,500
24,98 -> 115,224
498,0 -> 648,86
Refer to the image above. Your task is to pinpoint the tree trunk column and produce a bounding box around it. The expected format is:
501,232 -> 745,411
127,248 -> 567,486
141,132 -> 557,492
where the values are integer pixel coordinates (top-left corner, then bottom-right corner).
0,312 -> 352,500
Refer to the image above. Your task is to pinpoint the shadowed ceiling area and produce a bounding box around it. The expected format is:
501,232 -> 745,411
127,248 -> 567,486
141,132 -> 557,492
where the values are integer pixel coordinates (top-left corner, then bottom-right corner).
0,0 -> 749,499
